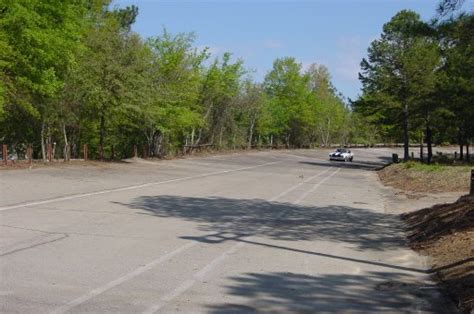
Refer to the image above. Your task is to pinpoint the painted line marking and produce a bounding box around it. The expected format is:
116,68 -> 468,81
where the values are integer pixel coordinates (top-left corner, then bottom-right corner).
51,242 -> 196,314
51,167 -> 334,314
142,168 -> 340,313
0,161 -> 282,212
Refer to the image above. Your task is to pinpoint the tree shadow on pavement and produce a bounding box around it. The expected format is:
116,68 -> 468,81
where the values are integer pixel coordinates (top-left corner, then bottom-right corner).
206,271 -> 448,313
299,158 -> 390,171
117,195 -> 407,252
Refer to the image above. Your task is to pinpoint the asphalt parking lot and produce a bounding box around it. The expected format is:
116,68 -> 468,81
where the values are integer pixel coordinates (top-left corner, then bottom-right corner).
0,148 -> 450,313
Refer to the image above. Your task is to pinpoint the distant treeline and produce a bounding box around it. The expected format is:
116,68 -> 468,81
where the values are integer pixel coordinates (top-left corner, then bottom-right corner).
353,5 -> 473,162
0,1 -> 472,162
0,0 -> 363,160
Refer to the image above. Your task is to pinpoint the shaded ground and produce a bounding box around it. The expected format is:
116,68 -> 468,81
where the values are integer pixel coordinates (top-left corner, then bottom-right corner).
0,149 -> 454,313
207,271 -> 443,313
379,162 -> 471,193
118,196 -> 407,252
402,195 -> 474,313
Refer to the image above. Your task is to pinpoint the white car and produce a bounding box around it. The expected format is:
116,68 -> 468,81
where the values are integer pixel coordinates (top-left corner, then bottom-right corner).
329,148 -> 353,162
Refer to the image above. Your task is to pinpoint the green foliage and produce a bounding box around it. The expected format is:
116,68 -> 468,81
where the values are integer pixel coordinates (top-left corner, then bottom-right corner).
355,9 -> 473,163
3,1 -> 428,159
403,161 -> 443,172
263,57 -> 312,146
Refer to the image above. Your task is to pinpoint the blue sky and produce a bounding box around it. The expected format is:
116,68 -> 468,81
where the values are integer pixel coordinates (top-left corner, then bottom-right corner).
114,0 -> 473,100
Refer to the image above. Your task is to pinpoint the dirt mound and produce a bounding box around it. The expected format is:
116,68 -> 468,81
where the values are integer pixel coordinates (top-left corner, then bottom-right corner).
379,162 -> 471,193
402,195 -> 474,313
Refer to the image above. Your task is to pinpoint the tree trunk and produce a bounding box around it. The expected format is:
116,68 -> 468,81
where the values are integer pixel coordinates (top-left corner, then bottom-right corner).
99,109 -> 105,160
232,133 -> 236,150
52,142 -> 56,161
460,143 -> 464,160
152,130 -> 162,157
403,104 -> 409,161
248,120 -> 254,150
41,121 -> 46,162
426,125 -> 433,164
62,124 -> 69,161
219,127 -> 223,148
419,131 -> 424,163
467,141 -> 470,162
195,129 -> 203,146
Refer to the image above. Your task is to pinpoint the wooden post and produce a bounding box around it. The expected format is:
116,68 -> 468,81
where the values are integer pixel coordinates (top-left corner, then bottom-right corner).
392,153 -> 399,163
3,144 -> 7,166
47,143 -> 52,162
133,145 -> 138,158
27,145 -> 33,165
83,144 -> 88,161
111,145 -> 115,161
52,142 -> 56,161
99,144 -> 104,161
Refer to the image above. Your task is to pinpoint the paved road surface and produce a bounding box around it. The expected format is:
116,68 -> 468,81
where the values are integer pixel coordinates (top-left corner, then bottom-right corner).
0,149 -> 450,313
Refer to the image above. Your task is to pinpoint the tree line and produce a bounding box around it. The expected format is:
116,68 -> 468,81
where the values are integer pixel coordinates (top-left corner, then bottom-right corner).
354,4 -> 473,162
1,1 -> 471,162
0,0 -> 364,161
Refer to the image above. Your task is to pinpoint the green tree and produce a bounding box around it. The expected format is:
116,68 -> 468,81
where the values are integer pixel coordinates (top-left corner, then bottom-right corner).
306,64 -> 350,146
358,10 -> 438,161
140,30 -> 208,156
237,80 -> 266,149
0,0 -> 88,159
72,5 -> 148,158
263,57 -> 311,147
437,13 -> 474,160
199,53 -> 245,148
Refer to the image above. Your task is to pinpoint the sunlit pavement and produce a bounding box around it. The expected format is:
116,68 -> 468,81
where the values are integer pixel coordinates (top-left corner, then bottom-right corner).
0,149 -> 452,313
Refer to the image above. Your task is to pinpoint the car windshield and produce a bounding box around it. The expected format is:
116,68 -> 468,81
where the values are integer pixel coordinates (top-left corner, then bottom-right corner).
336,149 -> 347,153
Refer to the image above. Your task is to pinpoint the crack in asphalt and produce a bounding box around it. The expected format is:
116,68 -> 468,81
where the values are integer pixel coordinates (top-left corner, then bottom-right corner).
0,233 -> 69,257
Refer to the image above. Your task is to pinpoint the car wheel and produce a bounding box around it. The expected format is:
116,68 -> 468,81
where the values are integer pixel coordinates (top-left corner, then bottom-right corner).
350,157 -> 353,162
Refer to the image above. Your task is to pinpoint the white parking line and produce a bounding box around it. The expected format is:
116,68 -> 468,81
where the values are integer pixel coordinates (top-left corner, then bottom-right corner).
142,168 -> 340,314
0,161 -> 282,212
51,242 -> 196,314
51,167 -> 335,314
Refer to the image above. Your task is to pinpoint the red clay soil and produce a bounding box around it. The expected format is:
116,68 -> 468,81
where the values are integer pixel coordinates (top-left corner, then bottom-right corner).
402,195 -> 474,313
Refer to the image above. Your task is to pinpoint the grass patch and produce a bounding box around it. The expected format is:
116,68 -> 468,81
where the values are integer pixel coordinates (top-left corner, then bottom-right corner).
402,161 -> 444,172
379,161 -> 472,193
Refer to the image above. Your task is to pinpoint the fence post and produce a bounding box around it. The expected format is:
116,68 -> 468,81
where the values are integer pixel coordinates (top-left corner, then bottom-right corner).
133,145 -> 138,158
52,142 -> 56,161
99,144 -> 104,161
47,143 -> 52,162
27,145 -> 33,165
83,144 -> 88,161
392,153 -> 399,163
2,144 -> 7,166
